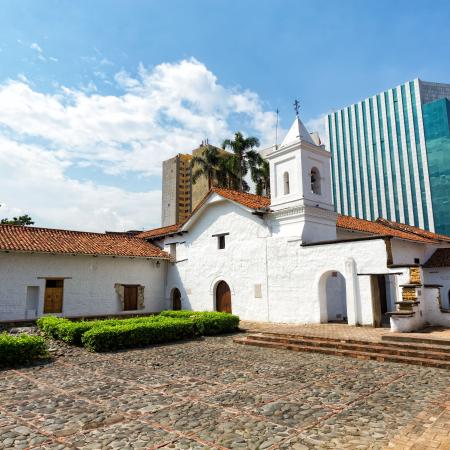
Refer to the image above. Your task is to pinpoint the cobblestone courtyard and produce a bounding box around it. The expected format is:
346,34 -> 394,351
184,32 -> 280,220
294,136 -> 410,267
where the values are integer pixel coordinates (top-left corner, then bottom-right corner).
1,335 -> 450,449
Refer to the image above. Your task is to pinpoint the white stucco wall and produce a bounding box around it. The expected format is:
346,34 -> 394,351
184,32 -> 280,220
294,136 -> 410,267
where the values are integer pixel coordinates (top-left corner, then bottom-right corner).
0,252 -> 166,321
165,197 -> 396,326
424,267 -> 450,309
165,199 -> 271,322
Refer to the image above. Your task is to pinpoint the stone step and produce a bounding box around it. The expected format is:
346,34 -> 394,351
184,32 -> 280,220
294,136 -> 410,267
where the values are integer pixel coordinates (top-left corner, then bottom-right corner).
233,336 -> 450,369
245,331 -> 450,355
382,333 -> 450,347
246,334 -> 450,362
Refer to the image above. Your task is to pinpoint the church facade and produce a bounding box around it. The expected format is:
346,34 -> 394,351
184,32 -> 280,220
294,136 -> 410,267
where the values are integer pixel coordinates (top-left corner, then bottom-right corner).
1,115 -> 450,332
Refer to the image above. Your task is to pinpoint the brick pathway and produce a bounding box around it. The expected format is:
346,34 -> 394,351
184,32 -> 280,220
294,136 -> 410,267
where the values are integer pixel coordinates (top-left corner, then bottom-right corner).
1,336 -> 449,449
240,321 -> 390,342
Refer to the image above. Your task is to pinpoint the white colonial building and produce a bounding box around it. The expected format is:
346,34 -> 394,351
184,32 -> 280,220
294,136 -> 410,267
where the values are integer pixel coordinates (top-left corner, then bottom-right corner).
1,115 -> 450,332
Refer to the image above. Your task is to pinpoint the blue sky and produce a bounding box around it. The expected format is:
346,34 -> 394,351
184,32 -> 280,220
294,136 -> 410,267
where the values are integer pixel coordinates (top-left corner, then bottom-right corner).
0,0 -> 449,231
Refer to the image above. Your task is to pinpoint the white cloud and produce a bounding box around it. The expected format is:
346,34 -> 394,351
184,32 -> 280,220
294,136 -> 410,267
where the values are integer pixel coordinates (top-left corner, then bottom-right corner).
30,42 -> 43,53
0,58 -> 278,231
305,113 -> 329,144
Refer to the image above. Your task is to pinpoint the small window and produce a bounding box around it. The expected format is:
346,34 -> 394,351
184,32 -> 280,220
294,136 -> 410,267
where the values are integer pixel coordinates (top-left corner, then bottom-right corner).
414,258 -> 420,264
218,235 -> 225,249
283,172 -> 290,195
311,167 -> 321,194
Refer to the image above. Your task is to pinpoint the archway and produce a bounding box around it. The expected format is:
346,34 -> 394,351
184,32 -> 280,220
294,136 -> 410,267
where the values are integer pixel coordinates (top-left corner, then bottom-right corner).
172,288 -> 182,310
215,281 -> 232,313
319,271 -> 347,323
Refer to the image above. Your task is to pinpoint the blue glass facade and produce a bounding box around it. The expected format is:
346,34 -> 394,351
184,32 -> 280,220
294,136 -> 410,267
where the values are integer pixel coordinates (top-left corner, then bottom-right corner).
423,98 -> 450,236
326,79 -> 450,234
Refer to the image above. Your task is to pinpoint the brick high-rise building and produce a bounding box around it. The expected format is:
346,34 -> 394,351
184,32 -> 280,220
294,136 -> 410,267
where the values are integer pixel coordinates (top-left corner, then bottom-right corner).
161,153 -> 192,227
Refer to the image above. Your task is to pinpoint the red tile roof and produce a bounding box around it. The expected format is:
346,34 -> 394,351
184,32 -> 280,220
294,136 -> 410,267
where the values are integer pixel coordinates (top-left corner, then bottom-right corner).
137,187 -> 450,246
137,188 -> 270,239
424,248 -> 450,267
210,188 -> 271,210
0,225 -> 169,259
337,215 -> 450,244
136,224 -> 182,240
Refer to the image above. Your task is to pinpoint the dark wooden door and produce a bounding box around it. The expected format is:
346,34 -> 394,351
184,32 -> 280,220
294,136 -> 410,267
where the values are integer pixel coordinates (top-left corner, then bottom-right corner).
124,285 -> 138,311
216,281 -> 232,313
377,275 -> 388,315
172,288 -> 181,310
44,279 -> 64,313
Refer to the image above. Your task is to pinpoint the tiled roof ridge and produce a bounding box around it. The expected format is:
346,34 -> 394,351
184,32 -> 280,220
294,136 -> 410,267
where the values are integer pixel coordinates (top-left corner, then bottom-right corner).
0,224 -> 169,259
0,223 -> 143,239
336,214 -> 439,243
210,187 -> 270,204
376,218 -> 450,242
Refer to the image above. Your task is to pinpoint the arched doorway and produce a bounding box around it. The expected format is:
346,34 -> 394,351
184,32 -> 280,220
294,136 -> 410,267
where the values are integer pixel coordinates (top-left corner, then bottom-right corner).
172,288 -> 181,310
321,271 -> 347,323
216,281 -> 232,313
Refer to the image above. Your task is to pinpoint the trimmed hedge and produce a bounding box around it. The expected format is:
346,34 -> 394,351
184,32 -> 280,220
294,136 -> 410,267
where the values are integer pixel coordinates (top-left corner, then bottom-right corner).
37,315 -> 165,345
160,310 -> 240,335
37,311 -> 239,352
81,318 -> 196,352
0,333 -> 48,366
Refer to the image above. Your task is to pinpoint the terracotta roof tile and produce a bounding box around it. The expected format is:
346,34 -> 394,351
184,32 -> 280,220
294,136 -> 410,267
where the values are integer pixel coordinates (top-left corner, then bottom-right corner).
138,188 -> 270,240
0,225 -> 169,259
376,218 -> 450,243
336,215 -> 450,243
424,248 -> 450,267
135,224 -> 182,239
210,188 -> 270,209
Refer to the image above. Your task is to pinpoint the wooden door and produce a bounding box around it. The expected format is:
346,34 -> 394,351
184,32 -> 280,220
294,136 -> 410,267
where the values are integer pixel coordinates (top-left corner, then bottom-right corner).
44,280 -> 64,313
124,285 -> 138,311
172,288 -> 182,310
216,281 -> 232,313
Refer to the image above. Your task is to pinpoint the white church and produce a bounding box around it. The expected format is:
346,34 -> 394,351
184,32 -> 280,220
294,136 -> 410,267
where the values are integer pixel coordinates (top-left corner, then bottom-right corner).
1,115 -> 450,333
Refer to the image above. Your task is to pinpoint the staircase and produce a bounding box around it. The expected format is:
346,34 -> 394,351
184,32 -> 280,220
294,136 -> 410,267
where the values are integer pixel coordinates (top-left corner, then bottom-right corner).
234,332 -> 450,369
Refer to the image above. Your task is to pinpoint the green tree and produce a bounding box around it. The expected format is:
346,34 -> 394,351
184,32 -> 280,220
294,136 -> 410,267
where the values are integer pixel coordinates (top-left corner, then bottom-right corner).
247,151 -> 270,196
222,132 -> 260,192
1,214 -> 35,226
191,145 -> 222,190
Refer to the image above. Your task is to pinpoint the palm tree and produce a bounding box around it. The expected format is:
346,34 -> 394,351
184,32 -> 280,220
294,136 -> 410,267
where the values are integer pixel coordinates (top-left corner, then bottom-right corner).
247,150 -> 270,196
191,145 -> 222,190
222,132 -> 260,192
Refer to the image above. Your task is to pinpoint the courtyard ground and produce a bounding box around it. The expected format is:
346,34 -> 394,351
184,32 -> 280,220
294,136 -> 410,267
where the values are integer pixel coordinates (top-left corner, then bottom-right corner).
1,335 -> 450,450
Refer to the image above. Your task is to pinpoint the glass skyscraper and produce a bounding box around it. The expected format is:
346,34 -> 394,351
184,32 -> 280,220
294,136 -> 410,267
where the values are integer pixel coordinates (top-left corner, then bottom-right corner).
325,79 -> 450,236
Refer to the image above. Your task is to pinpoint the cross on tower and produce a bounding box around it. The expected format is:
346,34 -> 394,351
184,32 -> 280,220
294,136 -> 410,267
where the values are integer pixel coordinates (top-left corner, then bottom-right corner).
293,99 -> 300,118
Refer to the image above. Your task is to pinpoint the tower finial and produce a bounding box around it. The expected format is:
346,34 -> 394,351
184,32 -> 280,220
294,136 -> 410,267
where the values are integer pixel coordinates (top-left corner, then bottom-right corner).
293,99 -> 300,118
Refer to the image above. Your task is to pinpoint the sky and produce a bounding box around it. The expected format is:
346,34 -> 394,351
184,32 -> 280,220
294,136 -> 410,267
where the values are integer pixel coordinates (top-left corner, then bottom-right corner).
0,0 -> 449,232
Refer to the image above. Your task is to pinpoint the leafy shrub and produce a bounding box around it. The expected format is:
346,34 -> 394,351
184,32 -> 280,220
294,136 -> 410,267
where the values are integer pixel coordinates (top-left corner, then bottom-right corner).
81,317 -> 196,352
159,310 -> 199,319
192,312 -> 240,335
36,315 -> 164,345
36,316 -> 70,339
0,333 -> 48,366
160,310 -> 240,335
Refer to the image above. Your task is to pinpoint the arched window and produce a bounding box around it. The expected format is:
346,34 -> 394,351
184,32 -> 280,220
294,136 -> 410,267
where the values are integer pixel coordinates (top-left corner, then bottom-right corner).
283,172 -> 290,195
311,167 -> 321,195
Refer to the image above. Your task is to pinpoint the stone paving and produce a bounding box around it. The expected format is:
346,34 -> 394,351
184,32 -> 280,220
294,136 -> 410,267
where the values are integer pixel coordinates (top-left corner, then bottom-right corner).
1,335 -> 450,449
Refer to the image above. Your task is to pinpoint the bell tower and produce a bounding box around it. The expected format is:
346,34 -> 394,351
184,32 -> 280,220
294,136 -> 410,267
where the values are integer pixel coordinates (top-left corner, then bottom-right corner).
266,109 -> 337,243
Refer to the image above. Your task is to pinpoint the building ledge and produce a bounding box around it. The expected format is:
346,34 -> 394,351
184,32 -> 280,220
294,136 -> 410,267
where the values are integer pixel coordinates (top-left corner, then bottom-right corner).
386,311 -> 416,318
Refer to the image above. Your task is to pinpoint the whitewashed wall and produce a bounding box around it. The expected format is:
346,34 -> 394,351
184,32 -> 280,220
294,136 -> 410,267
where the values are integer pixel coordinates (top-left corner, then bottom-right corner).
424,267 -> 450,309
165,199 -> 271,322
0,253 -> 166,321
165,199 -> 395,326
